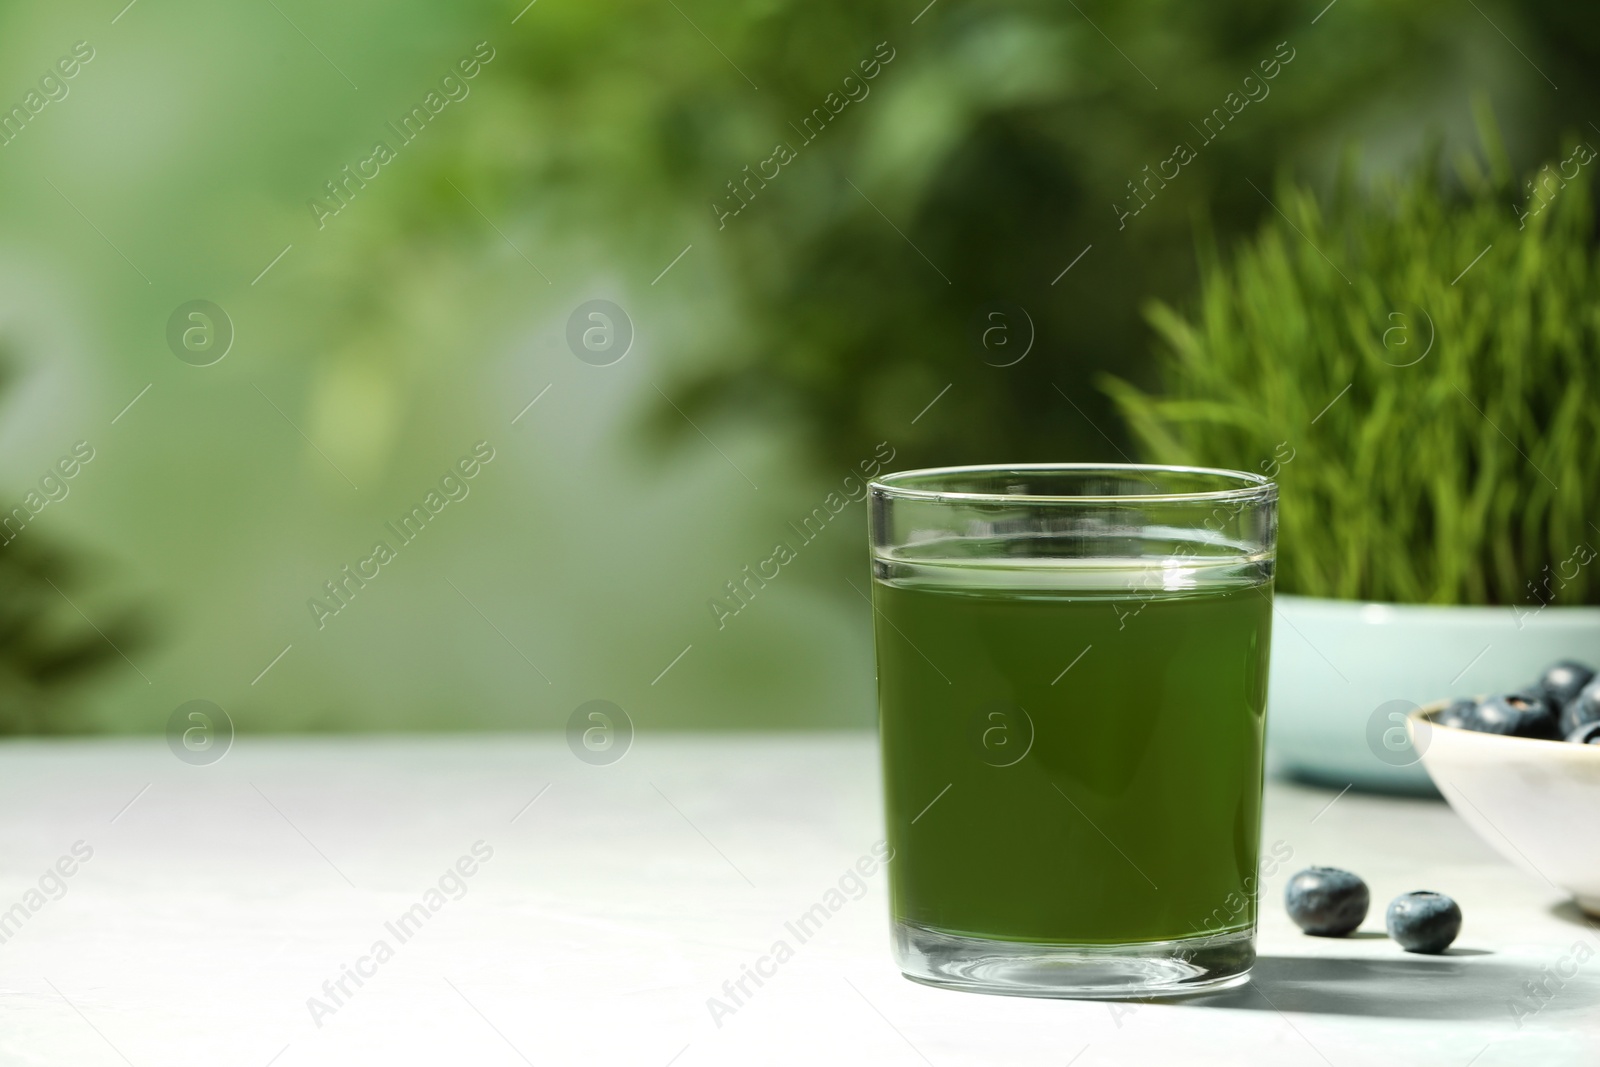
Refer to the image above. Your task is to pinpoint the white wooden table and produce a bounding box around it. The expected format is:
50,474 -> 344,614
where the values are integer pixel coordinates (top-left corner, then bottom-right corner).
0,736 -> 1594,1065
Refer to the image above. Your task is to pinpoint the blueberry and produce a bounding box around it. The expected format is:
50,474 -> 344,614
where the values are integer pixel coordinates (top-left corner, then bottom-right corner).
1560,679 -> 1600,738
1285,867 -> 1369,936
1434,699 -> 1476,729
1386,891 -> 1462,953
1566,720 -> 1600,745
1538,660 -> 1595,711
1469,692 -> 1558,740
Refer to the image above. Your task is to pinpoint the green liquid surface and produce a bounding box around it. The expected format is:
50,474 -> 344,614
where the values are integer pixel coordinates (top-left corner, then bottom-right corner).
875,561 -> 1271,945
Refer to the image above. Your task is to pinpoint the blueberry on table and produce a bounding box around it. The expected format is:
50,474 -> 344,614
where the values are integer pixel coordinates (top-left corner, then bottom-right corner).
1434,699 -> 1476,729
1560,679 -> 1600,738
1285,867 -> 1370,936
1470,693 -> 1559,740
1386,891 -> 1462,953
1567,720 -> 1600,745
1539,660 -> 1596,711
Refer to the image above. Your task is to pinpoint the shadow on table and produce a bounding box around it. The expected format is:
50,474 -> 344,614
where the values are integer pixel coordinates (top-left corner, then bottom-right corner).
1179,954 -> 1589,1021
1548,900 -> 1600,930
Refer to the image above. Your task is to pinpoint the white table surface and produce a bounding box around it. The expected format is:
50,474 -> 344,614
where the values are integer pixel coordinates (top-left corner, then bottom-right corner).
0,735 -> 1595,1066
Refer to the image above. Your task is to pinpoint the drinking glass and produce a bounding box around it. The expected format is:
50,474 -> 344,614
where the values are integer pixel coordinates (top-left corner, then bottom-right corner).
869,464 -> 1278,998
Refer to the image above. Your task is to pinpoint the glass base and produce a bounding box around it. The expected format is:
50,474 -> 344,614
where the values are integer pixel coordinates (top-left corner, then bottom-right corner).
894,920 -> 1254,999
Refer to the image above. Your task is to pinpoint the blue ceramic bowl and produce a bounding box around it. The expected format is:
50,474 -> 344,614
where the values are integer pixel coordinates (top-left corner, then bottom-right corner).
1266,594 -> 1600,794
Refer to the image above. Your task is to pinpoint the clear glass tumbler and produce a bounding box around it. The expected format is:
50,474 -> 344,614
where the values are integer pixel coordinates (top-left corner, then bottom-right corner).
869,464 -> 1278,998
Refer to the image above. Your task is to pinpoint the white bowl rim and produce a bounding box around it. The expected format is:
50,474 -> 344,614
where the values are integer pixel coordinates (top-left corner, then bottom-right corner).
1408,700 -> 1600,757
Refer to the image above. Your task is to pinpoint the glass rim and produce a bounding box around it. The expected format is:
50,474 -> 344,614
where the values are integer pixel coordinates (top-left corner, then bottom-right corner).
869,463 -> 1277,505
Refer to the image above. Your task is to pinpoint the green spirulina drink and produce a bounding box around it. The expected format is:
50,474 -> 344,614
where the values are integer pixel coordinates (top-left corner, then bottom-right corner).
869,465 -> 1277,998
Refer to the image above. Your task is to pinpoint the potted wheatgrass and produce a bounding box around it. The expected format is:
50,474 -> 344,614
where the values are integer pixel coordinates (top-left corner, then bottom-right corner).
1105,129 -> 1600,792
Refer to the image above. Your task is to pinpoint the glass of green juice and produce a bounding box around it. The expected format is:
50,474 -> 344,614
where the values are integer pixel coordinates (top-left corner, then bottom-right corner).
868,463 -> 1277,998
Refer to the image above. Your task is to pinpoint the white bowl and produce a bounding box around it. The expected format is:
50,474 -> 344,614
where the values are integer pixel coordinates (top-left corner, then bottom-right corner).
1268,594 -> 1600,794
1409,704 -> 1600,915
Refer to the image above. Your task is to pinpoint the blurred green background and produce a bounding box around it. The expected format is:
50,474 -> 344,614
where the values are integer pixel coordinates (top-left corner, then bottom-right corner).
0,0 -> 1591,733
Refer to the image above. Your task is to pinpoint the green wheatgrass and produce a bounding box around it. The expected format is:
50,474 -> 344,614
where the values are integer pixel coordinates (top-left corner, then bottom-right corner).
1106,118 -> 1600,609
875,566 -> 1271,945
